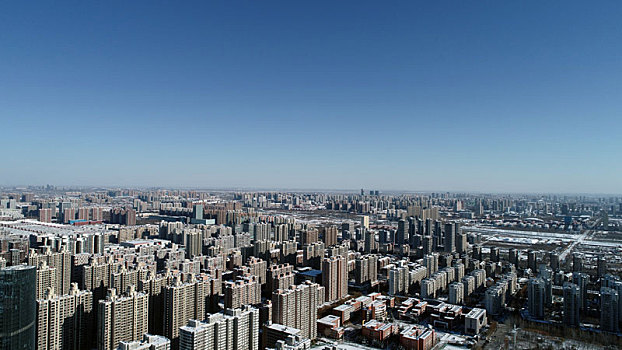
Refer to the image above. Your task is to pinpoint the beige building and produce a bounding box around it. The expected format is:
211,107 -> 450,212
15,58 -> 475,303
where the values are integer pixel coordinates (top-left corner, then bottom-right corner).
179,306 -> 259,350
36,283 -> 94,350
98,286 -> 149,350
322,256 -> 348,303
272,281 -> 321,340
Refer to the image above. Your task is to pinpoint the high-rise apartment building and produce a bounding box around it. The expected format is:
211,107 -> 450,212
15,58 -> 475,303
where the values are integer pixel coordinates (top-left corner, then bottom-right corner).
601,287 -> 619,333
444,223 -> 455,253
35,261 -> 57,300
98,287 -> 149,350
354,255 -> 378,286
110,208 -> 137,226
562,282 -> 580,327
163,277 -> 214,344
573,272 -> 589,311
388,266 -> 409,296
39,208 -> 52,223
572,253 -> 584,273
322,256 -> 348,302
396,219 -> 409,245
449,282 -> 464,305
267,264 -> 295,295
528,278 -> 545,319
360,216 -> 369,230
272,281 -> 320,340
117,334 -> 171,350
224,275 -> 261,310
36,283 -> 94,350
179,306 -> 259,350
323,226 -> 338,247
28,249 -> 72,296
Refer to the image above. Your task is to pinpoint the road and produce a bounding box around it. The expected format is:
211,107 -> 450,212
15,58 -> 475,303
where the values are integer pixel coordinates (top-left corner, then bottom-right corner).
558,218 -> 601,261
558,229 -> 594,261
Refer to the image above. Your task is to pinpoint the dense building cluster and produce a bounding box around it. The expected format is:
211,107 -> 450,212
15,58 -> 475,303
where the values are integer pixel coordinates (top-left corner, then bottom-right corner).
0,187 -> 621,349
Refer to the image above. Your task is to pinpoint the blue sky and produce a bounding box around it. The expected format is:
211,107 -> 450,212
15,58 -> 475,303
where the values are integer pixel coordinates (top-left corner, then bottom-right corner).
1,1 -> 621,193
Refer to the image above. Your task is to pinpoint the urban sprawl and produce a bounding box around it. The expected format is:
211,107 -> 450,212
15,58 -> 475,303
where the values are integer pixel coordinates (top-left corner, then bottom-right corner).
1,187 -> 621,350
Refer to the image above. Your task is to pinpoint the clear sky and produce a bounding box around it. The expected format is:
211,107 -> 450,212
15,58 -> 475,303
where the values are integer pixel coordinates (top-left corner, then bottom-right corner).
1,1 -> 621,193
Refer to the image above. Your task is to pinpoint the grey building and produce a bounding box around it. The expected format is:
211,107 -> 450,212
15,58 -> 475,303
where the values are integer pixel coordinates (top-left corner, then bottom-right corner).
0,265 -> 36,350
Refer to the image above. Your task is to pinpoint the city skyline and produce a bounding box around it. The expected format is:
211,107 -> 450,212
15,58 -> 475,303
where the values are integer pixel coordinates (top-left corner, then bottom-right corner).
1,1 -> 622,193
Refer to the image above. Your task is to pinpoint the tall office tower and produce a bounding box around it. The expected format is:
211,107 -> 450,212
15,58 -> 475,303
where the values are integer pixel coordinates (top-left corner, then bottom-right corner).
98,287 -> 149,350
39,208 -> 52,223
272,281 -> 320,340
572,272 -> 589,310
528,278 -> 545,319
448,282 -> 465,305
192,204 -> 204,220
508,248 -> 519,267
443,223 -> 455,253
572,253 -> 584,273
179,306 -> 259,350
597,255 -> 608,279
396,219 -> 409,245
224,275 -> 261,309
388,266 -> 409,296
563,282 -> 580,327
601,287 -> 619,332
527,250 -> 538,272
117,334 -> 171,350
0,265 -> 36,350
36,283 -> 94,350
423,253 -> 439,275
35,261 -> 57,299
354,255 -> 378,285
323,226 -> 338,247
267,264 -> 295,294
321,256 -> 348,302
28,249 -> 72,297
163,277 -> 213,344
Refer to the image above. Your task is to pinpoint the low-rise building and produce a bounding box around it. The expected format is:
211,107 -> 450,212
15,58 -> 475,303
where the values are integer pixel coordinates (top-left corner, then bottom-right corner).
464,308 -> 487,335
361,320 -> 394,342
399,325 -> 436,350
